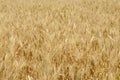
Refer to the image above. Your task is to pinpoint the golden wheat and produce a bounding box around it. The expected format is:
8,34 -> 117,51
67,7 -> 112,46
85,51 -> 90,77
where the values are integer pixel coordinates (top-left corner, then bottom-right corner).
0,0 -> 120,80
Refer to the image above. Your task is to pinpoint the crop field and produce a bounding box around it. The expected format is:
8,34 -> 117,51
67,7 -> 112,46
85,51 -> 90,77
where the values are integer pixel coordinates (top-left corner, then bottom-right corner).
0,0 -> 120,80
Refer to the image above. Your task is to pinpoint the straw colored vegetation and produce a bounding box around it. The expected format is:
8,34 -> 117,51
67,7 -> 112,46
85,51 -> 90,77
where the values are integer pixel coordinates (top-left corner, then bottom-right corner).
0,0 -> 120,80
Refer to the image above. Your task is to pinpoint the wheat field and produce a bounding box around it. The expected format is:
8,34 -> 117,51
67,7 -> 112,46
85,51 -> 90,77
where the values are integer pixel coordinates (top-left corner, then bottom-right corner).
0,0 -> 120,80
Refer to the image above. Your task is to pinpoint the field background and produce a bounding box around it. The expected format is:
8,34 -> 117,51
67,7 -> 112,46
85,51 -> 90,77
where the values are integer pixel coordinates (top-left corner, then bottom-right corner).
0,0 -> 120,80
